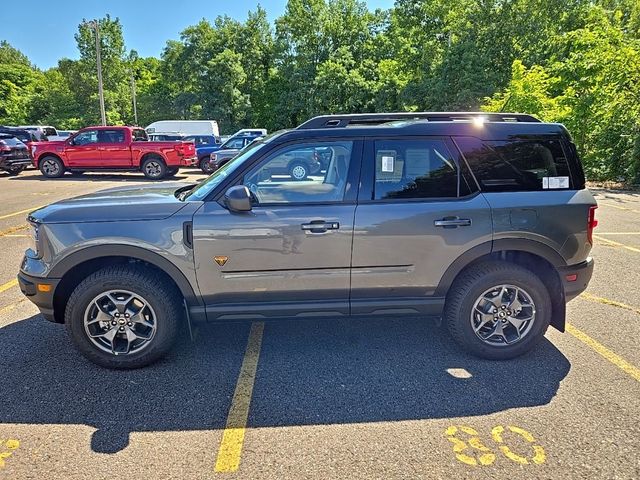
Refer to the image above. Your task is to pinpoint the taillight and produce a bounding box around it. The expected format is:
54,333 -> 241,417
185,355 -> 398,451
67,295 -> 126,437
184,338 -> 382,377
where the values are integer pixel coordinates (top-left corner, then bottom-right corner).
0,140 -> 10,152
587,205 -> 598,244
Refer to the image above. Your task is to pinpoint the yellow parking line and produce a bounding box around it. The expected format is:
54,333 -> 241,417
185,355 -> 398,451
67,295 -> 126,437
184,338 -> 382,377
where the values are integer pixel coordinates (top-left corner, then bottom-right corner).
0,206 -> 44,221
0,279 -> 18,294
0,224 -> 28,238
566,323 -> 640,382
214,322 -> 265,473
580,292 -> 640,316
597,202 -> 640,214
593,235 -> 640,254
0,299 -> 26,316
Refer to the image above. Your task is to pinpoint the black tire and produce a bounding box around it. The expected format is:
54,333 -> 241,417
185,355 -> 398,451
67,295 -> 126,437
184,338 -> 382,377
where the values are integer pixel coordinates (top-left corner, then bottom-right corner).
141,156 -> 167,180
39,155 -> 65,178
199,156 -> 214,174
4,165 -> 26,176
70,170 -> 85,176
444,261 -> 551,360
166,167 -> 179,177
288,161 -> 308,181
64,265 -> 183,369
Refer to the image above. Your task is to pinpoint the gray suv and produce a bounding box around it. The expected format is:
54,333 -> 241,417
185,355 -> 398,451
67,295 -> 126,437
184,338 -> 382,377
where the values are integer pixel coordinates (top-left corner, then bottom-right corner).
18,112 -> 597,369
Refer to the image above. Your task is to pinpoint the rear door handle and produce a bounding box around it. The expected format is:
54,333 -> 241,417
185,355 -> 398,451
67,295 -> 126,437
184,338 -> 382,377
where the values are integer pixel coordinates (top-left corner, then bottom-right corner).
434,217 -> 472,228
301,221 -> 340,233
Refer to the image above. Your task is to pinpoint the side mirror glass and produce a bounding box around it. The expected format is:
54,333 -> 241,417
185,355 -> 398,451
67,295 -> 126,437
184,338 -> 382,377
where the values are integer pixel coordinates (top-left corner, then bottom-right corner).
225,185 -> 252,212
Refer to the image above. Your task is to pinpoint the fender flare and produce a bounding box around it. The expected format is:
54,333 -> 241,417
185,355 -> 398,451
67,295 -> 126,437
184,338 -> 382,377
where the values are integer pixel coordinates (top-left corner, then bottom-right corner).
435,238 -> 566,296
49,244 -> 201,306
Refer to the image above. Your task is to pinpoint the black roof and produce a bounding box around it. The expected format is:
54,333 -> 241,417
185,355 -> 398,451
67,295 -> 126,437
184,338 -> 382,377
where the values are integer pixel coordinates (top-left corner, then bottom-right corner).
274,112 -> 568,142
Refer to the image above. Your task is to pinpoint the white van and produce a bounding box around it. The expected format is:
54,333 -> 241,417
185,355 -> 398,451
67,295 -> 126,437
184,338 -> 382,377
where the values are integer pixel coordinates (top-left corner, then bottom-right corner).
145,120 -> 219,137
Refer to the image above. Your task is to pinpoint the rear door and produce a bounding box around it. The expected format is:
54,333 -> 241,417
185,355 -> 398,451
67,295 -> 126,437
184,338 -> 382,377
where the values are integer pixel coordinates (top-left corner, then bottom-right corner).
192,138 -> 362,320
351,137 -> 492,315
65,129 -> 100,167
98,128 -> 132,167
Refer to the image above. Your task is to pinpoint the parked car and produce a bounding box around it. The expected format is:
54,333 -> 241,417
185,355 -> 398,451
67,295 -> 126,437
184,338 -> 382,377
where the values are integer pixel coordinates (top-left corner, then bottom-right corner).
31,126 -> 197,180
207,141 -> 323,181
198,133 -> 264,173
0,127 -> 38,150
0,134 -> 32,175
230,128 -> 267,137
148,132 -> 188,142
57,130 -> 77,139
184,135 -> 219,147
146,120 -> 219,137
18,125 -> 64,141
18,112 -> 596,369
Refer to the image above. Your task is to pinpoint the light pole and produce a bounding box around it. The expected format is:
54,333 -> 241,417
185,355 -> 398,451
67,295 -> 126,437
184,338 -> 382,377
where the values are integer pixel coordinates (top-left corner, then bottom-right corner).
130,73 -> 138,125
85,20 -> 107,125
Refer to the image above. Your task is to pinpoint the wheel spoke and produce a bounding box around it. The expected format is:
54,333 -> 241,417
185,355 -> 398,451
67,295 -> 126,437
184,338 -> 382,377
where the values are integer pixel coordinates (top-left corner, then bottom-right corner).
507,316 -> 526,330
509,287 -> 523,312
473,306 -> 495,332
484,321 -> 507,343
130,311 -> 153,328
106,292 -> 133,313
486,286 -> 507,309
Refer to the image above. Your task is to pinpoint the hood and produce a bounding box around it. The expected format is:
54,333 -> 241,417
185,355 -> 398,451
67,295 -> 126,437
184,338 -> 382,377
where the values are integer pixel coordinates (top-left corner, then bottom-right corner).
214,148 -> 241,157
29,182 -> 192,224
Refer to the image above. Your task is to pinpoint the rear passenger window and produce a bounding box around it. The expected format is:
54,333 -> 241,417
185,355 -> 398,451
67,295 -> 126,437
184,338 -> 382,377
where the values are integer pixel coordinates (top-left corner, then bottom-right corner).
373,139 -> 460,199
455,137 -> 573,191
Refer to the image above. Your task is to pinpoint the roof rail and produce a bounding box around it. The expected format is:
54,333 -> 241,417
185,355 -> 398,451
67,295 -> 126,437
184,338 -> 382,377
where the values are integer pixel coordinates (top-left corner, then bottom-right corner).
297,112 -> 541,129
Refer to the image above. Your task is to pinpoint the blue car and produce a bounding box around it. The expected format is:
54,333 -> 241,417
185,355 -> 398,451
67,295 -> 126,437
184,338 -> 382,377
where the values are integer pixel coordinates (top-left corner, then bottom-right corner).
196,133 -> 262,172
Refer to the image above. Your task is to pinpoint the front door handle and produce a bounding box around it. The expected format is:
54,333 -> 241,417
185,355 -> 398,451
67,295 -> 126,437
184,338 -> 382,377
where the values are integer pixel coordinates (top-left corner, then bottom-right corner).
301,221 -> 340,233
434,217 -> 472,228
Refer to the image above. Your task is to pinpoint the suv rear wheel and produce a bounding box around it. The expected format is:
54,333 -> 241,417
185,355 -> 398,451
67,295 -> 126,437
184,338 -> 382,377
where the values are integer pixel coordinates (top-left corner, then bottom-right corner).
65,265 -> 182,369
40,155 -> 65,178
444,261 -> 551,360
141,156 -> 167,180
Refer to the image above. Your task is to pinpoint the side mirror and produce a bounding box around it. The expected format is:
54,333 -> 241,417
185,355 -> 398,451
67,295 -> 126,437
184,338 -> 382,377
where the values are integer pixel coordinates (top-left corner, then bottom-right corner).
224,185 -> 252,213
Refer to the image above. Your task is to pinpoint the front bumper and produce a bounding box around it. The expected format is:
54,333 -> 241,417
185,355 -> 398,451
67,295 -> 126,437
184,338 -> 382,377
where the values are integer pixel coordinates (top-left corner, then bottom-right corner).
559,257 -> 594,301
18,272 -> 60,322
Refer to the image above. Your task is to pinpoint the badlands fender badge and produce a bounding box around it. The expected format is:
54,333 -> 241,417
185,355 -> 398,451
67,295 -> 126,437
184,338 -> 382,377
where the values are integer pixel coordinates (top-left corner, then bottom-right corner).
214,256 -> 228,267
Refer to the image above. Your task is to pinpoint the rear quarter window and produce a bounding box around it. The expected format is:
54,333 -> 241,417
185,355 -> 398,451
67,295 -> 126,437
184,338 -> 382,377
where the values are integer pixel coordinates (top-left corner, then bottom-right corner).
455,137 -> 576,192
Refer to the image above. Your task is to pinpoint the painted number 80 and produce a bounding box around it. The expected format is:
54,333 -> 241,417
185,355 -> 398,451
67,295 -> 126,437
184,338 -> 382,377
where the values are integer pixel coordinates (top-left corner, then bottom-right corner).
445,425 -> 546,466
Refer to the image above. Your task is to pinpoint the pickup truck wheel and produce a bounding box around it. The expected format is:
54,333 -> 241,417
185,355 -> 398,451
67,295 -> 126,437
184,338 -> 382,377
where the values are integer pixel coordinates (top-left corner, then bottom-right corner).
444,261 -> 551,360
65,265 -> 182,369
289,161 -> 308,181
141,156 -> 167,180
40,156 -> 65,178
200,157 -> 215,174
4,165 -> 26,176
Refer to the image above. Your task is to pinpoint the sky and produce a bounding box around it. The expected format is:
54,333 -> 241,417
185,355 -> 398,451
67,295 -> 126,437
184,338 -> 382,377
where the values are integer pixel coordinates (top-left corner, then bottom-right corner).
3,0 -> 394,69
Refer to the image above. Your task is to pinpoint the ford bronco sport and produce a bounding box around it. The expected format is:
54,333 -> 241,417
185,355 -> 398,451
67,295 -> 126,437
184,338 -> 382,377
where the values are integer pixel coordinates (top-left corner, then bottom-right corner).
18,112 -> 597,369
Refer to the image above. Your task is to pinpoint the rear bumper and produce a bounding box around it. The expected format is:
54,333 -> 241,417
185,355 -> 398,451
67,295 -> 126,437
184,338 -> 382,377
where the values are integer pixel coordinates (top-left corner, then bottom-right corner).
0,156 -> 33,168
180,156 -> 198,166
559,257 -> 594,301
17,272 -> 60,322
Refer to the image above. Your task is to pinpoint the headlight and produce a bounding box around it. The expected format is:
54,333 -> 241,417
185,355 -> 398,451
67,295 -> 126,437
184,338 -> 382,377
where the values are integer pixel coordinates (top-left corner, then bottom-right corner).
210,153 -> 217,162
27,222 -> 39,257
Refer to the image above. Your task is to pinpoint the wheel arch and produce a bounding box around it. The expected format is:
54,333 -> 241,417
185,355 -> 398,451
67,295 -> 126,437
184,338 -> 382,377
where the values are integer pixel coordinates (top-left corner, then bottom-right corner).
50,245 -> 201,324
139,151 -> 167,167
36,152 -> 63,169
437,239 -> 567,331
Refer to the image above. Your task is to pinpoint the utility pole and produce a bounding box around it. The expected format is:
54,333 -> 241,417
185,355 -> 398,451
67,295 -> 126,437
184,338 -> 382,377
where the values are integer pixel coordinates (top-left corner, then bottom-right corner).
85,20 -> 107,125
130,73 -> 138,125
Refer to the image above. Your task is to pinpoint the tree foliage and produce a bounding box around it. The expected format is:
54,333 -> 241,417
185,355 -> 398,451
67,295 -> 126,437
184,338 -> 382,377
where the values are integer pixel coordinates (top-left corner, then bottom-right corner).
0,0 -> 638,180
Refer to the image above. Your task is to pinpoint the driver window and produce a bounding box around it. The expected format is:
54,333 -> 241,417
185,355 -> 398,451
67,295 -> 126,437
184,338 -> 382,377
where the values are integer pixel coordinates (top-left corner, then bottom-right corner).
243,141 -> 353,205
73,130 -> 98,146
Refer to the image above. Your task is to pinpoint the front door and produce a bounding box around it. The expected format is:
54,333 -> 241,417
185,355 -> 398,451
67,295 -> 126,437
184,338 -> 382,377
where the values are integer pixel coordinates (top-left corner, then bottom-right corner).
350,137 -> 492,315
192,139 -> 361,320
65,129 -> 99,167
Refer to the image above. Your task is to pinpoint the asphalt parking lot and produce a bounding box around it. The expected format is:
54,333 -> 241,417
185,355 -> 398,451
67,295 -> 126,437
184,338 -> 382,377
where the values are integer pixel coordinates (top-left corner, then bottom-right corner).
0,169 -> 639,479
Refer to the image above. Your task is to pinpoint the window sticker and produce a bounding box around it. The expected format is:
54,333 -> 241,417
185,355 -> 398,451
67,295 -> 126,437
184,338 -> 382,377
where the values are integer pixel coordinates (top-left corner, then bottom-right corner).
542,176 -> 569,189
381,155 -> 395,172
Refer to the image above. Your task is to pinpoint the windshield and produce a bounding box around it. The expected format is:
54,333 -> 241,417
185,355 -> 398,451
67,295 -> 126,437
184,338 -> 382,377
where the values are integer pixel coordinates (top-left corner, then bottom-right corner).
185,140 -> 269,201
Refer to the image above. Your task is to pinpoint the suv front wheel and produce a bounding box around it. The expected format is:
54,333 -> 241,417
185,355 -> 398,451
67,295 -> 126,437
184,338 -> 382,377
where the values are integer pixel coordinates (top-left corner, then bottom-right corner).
65,265 -> 182,369
444,261 -> 551,360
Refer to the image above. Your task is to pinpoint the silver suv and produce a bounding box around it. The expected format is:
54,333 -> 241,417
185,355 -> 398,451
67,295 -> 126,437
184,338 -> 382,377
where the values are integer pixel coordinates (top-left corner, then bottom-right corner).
18,112 -> 597,368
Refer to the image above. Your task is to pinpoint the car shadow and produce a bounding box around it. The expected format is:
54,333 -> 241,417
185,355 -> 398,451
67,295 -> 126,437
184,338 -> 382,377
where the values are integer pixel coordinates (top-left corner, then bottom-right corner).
0,315 -> 570,454
7,171 -> 205,182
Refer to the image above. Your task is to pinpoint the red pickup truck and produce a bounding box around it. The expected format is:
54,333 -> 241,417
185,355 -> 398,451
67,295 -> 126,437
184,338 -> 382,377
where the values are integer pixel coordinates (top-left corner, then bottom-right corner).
31,126 -> 197,180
